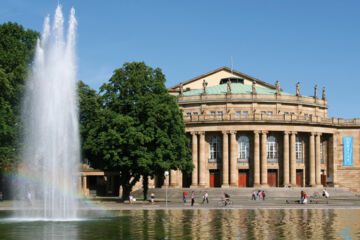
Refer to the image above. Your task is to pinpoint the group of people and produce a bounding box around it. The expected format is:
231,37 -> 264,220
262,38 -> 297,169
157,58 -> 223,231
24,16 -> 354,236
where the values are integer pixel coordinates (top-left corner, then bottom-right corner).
183,191 -> 209,206
252,190 -> 266,200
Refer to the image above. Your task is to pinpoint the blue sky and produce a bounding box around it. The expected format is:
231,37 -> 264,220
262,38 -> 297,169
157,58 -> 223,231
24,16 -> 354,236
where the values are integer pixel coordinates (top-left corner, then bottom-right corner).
1,0 -> 360,118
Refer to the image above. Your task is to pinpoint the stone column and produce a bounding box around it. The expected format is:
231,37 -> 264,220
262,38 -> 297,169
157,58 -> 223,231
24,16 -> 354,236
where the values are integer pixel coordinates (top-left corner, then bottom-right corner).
283,131 -> 290,186
253,131 -> 261,187
222,131 -> 229,187
198,131 -> 206,187
331,133 -> 338,186
191,132 -> 198,188
290,132 -> 297,185
170,169 -> 177,187
309,133 -> 316,186
261,131 -> 268,186
315,133 -> 322,186
230,131 -> 238,187
83,176 -> 88,196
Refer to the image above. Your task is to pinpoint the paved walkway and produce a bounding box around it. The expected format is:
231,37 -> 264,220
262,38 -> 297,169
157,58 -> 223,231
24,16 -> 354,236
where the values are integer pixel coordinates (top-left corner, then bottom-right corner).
1,197 -> 359,211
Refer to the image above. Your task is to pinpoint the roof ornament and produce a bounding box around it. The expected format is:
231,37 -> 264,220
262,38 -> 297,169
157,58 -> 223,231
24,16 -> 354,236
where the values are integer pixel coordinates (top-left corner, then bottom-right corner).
275,81 -> 281,95
252,80 -> 257,95
314,85 -> 318,99
202,79 -> 208,95
296,82 -> 301,97
227,79 -> 231,95
322,87 -> 326,101
179,83 -> 184,97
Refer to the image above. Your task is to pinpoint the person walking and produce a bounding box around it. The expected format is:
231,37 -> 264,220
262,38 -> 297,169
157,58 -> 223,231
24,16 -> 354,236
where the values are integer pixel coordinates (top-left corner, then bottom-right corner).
202,192 -> 209,204
261,191 -> 266,200
251,191 -> 256,200
150,192 -> 155,203
191,191 -> 195,206
257,190 -> 261,200
183,191 -> 188,203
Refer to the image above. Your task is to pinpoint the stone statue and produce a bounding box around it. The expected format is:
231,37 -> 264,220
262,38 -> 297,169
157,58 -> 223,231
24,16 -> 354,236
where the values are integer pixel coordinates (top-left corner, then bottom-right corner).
202,79 -> 208,95
296,82 -> 301,96
252,80 -> 257,94
322,87 -> 326,100
314,85 -> 318,98
179,83 -> 184,96
275,81 -> 280,95
227,79 -> 231,94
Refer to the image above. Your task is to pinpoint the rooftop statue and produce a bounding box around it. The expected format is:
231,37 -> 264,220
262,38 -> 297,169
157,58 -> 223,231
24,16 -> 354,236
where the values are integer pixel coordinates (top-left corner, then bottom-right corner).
252,80 -> 257,95
275,81 -> 280,95
314,85 -> 318,99
202,79 -> 208,95
179,83 -> 184,96
227,79 -> 231,95
296,82 -> 301,96
322,87 -> 326,101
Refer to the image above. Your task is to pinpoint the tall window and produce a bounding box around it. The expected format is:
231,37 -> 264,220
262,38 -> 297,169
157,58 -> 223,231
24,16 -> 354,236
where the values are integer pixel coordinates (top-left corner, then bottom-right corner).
209,136 -> 221,162
267,136 -> 278,162
320,142 -> 324,164
296,136 -> 303,163
238,136 -> 250,162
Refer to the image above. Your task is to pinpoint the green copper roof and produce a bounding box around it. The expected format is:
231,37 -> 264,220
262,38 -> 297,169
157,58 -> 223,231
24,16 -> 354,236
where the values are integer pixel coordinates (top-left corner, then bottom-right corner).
182,83 -> 294,96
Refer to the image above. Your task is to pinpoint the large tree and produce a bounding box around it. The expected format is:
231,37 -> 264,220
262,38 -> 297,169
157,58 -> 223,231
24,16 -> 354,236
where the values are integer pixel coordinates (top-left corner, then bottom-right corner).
85,62 -> 192,200
0,22 -> 38,172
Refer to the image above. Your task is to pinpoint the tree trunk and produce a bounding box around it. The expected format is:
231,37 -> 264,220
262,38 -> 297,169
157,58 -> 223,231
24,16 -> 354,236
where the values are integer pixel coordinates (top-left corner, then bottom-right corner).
143,175 -> 148,200
121,184 -> 131,201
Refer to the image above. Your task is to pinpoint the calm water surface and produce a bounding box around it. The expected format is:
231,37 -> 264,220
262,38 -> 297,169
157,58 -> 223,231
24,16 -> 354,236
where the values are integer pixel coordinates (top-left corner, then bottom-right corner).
0,209 -> 359,239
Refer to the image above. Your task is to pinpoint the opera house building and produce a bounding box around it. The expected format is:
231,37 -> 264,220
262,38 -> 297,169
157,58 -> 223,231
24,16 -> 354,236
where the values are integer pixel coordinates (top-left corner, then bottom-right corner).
80,67 -> 360,196
166,67 -> 360,191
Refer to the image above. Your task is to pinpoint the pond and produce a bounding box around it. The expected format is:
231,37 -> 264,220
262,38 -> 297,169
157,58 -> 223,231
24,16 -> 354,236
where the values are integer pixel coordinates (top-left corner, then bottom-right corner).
0,209 -> 359,239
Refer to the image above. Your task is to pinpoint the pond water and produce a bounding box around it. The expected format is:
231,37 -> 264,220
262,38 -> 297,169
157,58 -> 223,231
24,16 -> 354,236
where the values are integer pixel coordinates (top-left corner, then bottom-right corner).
0,209 -> 359,239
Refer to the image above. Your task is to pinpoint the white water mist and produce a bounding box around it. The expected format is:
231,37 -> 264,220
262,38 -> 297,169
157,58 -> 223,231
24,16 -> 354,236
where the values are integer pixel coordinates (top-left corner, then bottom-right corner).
19,5 -> 80,220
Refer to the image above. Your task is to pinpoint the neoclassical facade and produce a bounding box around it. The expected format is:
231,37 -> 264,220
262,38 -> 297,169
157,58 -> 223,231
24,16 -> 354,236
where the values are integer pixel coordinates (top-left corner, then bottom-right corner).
166,67 -> 360,191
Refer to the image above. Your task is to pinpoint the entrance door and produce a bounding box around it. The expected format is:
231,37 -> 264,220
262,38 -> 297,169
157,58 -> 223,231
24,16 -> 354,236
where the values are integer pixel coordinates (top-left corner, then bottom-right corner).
296,170 -> 303,187
238,169 -> 249,187
209,169 -> 221,187
267,170 -> 277,187
321,174 -> 327,187
182,172 -> 192,188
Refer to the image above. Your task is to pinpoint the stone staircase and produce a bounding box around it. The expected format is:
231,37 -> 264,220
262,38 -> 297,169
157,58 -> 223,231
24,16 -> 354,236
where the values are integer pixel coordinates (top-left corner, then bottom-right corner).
131,187 -> 358,202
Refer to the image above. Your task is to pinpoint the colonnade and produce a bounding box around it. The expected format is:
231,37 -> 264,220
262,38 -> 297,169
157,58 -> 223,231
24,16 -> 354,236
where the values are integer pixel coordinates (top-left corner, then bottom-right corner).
190,130 -> 325,188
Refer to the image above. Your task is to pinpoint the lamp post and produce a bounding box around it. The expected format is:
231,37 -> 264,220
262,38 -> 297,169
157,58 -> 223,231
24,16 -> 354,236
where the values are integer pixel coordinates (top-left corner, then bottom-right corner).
164,171 -> 169,207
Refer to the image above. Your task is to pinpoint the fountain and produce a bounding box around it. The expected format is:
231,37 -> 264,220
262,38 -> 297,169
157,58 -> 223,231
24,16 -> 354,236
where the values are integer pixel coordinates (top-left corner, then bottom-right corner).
18,5 -> 80,220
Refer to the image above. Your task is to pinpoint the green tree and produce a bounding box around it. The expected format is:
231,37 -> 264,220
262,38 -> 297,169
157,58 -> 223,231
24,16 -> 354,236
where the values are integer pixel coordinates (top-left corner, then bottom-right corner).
85,62 -> 192,200
77,80 -> 100,162
0,22 -> 39,172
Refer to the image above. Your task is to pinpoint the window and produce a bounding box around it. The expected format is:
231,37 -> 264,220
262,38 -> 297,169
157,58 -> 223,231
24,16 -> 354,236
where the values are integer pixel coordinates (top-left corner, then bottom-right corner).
267,136 -> 278,162
284,112 -> 289,115
186,112 -> 191,117
211,112 -> 216,117
296,136 -> 303,163
193,112 -> 198,116
209,136 -> 221,162
268,112 -> 273,116
243,111 -> 248,119
236,111 -> 241,118
261,111 -> 266,115
320,142 -> 324,164
291,112 -> 295,115
238,136 -> 250,162
304,114 -> 308,118
218,111 -> 223,116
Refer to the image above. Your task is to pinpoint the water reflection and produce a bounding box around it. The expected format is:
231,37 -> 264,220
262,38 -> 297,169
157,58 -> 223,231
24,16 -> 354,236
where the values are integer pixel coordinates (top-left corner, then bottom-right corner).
0,209 -> 360,239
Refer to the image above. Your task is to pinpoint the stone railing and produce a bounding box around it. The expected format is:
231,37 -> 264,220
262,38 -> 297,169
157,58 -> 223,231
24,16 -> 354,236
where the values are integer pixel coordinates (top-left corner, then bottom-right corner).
183,113 -> 360,127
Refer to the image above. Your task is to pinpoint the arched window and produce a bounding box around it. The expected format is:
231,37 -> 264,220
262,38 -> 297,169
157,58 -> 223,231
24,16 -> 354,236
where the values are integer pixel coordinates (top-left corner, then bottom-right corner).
238,136 -> 250,162
209,136 -> 221,162
296,136 -> 303,163
267,136 -> 278,162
